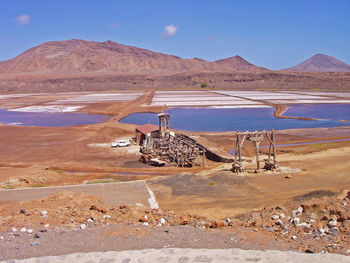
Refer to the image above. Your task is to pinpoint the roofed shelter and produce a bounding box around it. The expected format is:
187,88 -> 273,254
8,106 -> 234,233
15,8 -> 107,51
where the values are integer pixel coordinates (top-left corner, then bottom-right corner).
135,123 -> 159,145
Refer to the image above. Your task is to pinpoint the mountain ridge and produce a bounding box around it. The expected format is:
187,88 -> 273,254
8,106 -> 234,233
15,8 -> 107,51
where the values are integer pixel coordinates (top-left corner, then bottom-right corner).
0,39 -> 266,75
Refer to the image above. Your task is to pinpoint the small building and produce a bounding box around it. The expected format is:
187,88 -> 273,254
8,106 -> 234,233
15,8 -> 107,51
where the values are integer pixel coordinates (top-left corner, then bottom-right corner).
135,123 -> 159,146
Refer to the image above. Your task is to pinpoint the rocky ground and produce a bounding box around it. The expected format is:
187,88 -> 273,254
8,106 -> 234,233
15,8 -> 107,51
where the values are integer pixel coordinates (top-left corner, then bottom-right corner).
1,189 -> 350,260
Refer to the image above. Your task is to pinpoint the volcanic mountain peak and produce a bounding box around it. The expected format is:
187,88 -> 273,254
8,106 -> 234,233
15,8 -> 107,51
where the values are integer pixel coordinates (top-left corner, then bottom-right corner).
214,55 -> 265,71
285,53 -> 350,72
0,39 -> 265,75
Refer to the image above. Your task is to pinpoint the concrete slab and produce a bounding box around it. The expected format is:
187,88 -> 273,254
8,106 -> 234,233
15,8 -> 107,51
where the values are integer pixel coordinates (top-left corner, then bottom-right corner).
0,180 -> 158,209
3,248 -> 349,263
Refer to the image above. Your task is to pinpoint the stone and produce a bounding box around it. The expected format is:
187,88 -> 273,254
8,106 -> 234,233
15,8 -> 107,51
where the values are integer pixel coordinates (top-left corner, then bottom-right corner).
211,220 -> 225,228
80,224 -> 86,230
329,227 -> 339,236
31,241 -> 40,247
20,208 -> 26,214
279,213 -> 286,219
90,204 -> 107,213
292,217 -> 300,225
44,224 -> 49,228
292,235 -> 297,240
292,207 -> 303,217
272,214 -> 279,220
328,219 -> 338,228
27,229 -> 33,234
225,218 -> 231,223
179,215 -> 190,225
41,210 -> 48,217
248,212 -> 262,227
87,219 -> 94,224
142,222 -> 149,226
342,200 -> 347,206
139,217 -> 148,223
20,227 -> 27,232
159,218 -> 166,225
34,233 -> 40,239
39,229 -> 47,233
275,219 -> 283,226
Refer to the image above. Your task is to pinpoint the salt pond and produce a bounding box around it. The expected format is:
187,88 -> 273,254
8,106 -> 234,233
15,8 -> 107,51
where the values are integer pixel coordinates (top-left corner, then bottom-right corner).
120,105 -> 350,132
284,104 -> 350,121
0,108 -> 108,127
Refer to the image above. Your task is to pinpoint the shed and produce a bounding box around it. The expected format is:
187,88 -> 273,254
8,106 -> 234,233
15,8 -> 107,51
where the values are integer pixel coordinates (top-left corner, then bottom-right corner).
135,123 -> 159,145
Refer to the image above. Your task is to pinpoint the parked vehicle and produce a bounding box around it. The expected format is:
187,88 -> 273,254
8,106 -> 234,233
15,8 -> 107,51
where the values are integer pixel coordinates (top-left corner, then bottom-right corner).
111,139 -> 130,147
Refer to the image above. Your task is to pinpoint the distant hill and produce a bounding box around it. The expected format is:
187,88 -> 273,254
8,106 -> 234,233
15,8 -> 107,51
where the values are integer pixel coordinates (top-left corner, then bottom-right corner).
214,55 -> 261,71
0,39 -> 265,75
285,54 -> 350,72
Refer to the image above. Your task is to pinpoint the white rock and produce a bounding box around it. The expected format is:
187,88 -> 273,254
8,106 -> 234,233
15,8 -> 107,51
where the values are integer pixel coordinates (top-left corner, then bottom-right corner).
328,219 -> 337,227
296,222 -> 311,227
12,227 -> 17,232
144,215 -> 148,220
292,235 -> 297,240
292,217 -> 300,225
27,229 -> 33,234
292,207 -> 303,217
143,222 -> 149,226
225,218 -> 231,223
272,214 -> 279,220
0,236 -> 4,241
279,213 -> 285,219
342,201 -> 347,206
41,211 -> 48,217
87,219 -> 94,224
159,218 -> 166,225
44,224 -> 49,228
103,215 -> 111,219
20,227 -> 27,233
308,218 -> 316,224
80,224 -> 86,230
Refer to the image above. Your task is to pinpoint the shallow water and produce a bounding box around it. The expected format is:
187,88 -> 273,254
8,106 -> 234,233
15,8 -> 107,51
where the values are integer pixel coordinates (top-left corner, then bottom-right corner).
120,106 -> 350,132
0,108 -> 108,127
284,104 -> 350,121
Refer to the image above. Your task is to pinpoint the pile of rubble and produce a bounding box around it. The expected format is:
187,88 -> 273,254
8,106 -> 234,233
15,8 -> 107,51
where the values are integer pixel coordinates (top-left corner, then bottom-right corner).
243,190 -> 350,254
2,189 -> 350,254
0,191 -> 232,235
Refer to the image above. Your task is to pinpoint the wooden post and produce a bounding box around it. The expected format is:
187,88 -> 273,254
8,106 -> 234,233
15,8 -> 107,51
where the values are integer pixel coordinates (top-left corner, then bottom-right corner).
272,131 -> 276,166
255,141 -> 260,170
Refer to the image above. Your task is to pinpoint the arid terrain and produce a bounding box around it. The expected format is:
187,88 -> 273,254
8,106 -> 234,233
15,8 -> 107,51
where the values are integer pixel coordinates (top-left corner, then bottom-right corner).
0,40 -> 350,261
0,87 -> 349,260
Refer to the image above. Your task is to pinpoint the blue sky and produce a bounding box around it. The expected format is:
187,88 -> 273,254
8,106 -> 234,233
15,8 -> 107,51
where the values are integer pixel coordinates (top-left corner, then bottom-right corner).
0,0 -> 349,69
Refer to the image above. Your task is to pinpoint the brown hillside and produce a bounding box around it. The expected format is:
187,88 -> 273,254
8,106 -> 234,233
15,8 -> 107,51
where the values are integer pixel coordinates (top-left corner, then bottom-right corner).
0,39 -> 265,75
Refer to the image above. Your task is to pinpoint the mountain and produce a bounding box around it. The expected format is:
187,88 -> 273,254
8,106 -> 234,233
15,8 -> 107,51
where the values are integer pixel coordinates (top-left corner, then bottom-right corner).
285,54 -> 350,72
0,39 -> 265,75
214,55 -> 261,71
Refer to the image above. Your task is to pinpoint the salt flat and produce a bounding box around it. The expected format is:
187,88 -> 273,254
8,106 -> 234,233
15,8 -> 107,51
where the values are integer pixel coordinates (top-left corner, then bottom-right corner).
150,90 -> 350,107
